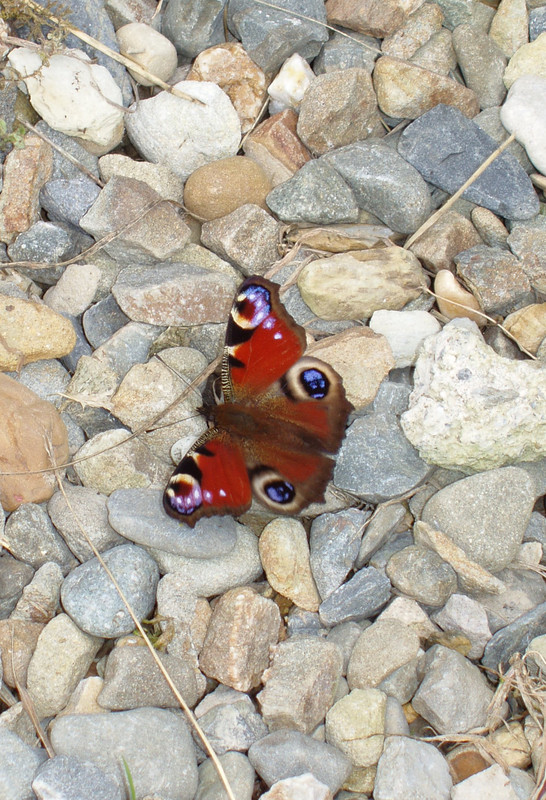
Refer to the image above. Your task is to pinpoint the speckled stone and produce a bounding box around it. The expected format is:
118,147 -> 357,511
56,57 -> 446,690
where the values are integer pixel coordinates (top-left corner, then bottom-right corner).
0,134 -> 52,244
0,296 -> 76,371
259,518 -> 321,612
200,204 -> 280,274
386,544 -> 458,606
454,245 -> 534,315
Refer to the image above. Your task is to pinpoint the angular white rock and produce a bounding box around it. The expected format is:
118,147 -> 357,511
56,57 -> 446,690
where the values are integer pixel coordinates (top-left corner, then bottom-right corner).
451,763 -> 520,800
125,81 -> 241,181
369,309 -> 441,367
8,48 -> 124,151
401,319 -> 546,472
500,75 -> 546,174
116,22 -> 178,86
268,53 -> 316,115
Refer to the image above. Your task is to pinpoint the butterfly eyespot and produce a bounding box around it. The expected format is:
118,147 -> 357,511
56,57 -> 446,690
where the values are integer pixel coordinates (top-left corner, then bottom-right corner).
251,467 -> 300,511
164,474 -> 203,517
300,368 -> 329,399
232,284 -> 271,329
265,480 -> 296,504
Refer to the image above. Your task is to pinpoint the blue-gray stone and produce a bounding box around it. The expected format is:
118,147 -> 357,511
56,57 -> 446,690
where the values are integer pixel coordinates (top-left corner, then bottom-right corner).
61,544 -> 159,637
482,602 -> 546,673
397,104 -> 539,220
60,314 -> 94,374
530,8 -> 546,40
310,509 -> 369,600
107,488 -> 238,558
40,176 -> 101,228
323,139 -> 432,234
314,27 -> 379,74
319,566 -> 392,626
162,0 -> 227,58
0,554 -> 34,618
227,0 -> 328,72
83,294 -> 130,349
35,121 -> 100,181
7,221 -> 91,263
0,729 -> 47,800
266,160 -> 358,224
33,755 -> 123,800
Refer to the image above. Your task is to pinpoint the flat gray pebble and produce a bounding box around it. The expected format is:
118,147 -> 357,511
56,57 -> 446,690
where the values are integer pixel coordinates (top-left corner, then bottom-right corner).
482,601 -> 546,673
32,754 -> 123,800
310,509 -> 369,600
4,503 -> 76,573
0,729 -> 47,800
319,566 -> 392,626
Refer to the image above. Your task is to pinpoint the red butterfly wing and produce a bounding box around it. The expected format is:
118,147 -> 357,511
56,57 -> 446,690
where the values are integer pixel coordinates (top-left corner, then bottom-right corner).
163,430 -> 252,526
223,277 -> 306,399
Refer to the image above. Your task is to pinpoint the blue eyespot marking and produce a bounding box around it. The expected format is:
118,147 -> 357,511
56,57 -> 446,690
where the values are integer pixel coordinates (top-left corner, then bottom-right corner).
265,480 -> 296,505
300,368 -> 329,399
244,284 -> 271,326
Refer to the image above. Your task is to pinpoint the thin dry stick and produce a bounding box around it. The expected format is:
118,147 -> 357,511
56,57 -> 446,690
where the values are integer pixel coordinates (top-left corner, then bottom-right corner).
404,133 -> 516,250
53,474 -> 237,800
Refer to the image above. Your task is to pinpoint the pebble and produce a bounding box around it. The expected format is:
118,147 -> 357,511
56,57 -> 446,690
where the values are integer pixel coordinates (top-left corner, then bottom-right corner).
507,217 -> 546,296
356,502 -> 407,567
149,525 -> 263,597
3,502 -> 75,573
43,262 -> 101,316
451,23 -> 507,109
455,244 -> 534,316
26,613 -> 102,720
503,30 -> 546,87
374,736 -> 452,800
0,294 -> 76,371
326,0 -> 423,38
82,294 -> 129,349
0,620 -> 44,688
259,518 -> 321,611
39,175 -> 102,229
184,156 -> 271,221
314,27 -> 379,74
8,48 -> 124,153
98,644 -> 201,709
0,729 -> 47,800
325,688 -> 386,768
0,134 -> 53,245
0,375 -> 69,511
319,566 -> 392,626
377,596 -> 437,641
347,619 -> 421,690
451,762 -> 526,800
398,103 -> 539,220
125,81 -> 241,181
414,644 -> 494,733
489,0 -> 529,57
248,730 -> 352,794
369,309 -> 441,367
387,544 -> 458,606
11,562 -> 63,624
433,269 -> 484,324
260,773 -> 333,800
409,209 -> 482,272
85,322 -> 163,380
8,220 -> 90,266
242,109 -> 312,187
482,601 -> 546,672
33,754 -> 123,800
162,0 -> 224,58
60,544 -> 159,637
297,68 -> 382,156
432,593 -> 492,659
116,22 -> 178,85
50,707 -> 198,799
298,248 -> 426,320
199,586 -> 281,692
501,75 -> 546,175
258,637 -> 343,733
530,7 -> 546,40
197,752 -> 255,800
268,53 -> 315,115
195,698 -> 268,756
309,509 -> 368,600
382,3 -> 444,59
401,320 -> 546,472
200,204 -> 280,274
266,159 -> 358,224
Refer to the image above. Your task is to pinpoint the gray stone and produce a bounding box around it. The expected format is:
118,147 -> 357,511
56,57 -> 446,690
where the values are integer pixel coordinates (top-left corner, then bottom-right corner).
266,160 -> 358,224
162,0 -> 226,57
433,0 -> 495,31
314,27 -> 379,74
356,502 -> 407,568
530,7 -> 546,40
286,607 -> 325,638
200,204 -> 280,274
452,24 -> 507,109
433,593 -> 492,660
248,730 -> 352,793
35,121 -> 100,181
0,729 -> 47,800
107,488 -> 238,558
59,313 -> 94,374
40,176 -> 101,228
10,562 -> 63,623
374,736 -> 452,800
33,754 -> 123,800
61,544 -> 159,638
7,220 -> 90,264
82,293 -> 130,349
226,0 -> 328,73
347,619 -> 422,691
397,103 -> 540,220
421,467 -> 535,572
11,358 -> 71,408
50,707 -> 198,799
310,509 -> 369,600
326,621 -> 365,675
413,645 -> 494,733
507,216 -> 546,296
92,321 -> 163,379
0,555 -> 34,619
482,602 -> 546,673
334,413 -> 432,504
386,545 -> 458,607
455,244 -> 534,315
196,752 -> 255,800
323,139 -> 431,234
524,511 -> 546,548
196,700 -> 268,755
319,567 -> 392,626
3,503 -> 76,573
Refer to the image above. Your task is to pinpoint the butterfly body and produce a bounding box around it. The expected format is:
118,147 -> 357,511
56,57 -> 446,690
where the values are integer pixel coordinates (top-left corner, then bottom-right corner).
163,276 -> 352,526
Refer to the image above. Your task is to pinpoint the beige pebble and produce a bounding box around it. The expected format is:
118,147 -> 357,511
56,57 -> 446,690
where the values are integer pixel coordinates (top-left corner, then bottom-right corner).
489,0 -> 529,58
116,22 -> 177,85
0,375 -> 69,511
184,156 -> 272,221
504,31 -> 546,88
43,263 -> 101,316
0,295 -> 76,370
259,518 -> 321,612
0,620 -> 45,688
325,687 -> 387,767
434,270 -> 484,325
503,303 -> 546,354
325,0 -> 423,38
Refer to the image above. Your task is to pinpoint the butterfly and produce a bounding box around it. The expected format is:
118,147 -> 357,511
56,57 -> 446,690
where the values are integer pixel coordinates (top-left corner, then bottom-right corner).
163,275 -> 352,527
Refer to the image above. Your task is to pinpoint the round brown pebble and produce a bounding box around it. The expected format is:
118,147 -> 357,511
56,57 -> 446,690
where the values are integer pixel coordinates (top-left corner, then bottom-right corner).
184,156 -> 272,221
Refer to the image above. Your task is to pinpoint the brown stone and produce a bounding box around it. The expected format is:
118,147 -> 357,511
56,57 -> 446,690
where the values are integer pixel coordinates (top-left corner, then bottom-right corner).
0,619 -> 45,687
200,203 -> 280,275
187,42 -> 267,133
259,518 -> 321,612
382,2 -> 445,60
184,156 -> 272,221
325,0 -> 424,38
0,134 -> 53,244
199,586 -> 282,692
243,109 -> 312,186
0,296 -> 77,371
0,375 -> 69,511
297,68 -> 382,156
409,211 -> 483,273
434,270 -> 484,325
373,56 -> 480,119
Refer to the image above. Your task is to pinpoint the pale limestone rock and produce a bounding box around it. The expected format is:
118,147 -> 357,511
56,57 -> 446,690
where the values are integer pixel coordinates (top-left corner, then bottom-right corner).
451,763 -> 520,800
268,53 -> 315,115
369,309 -> 441,367
401,319 -> 546,472
500,75 -> 546,174
0,296 -> 76,371
43,263 -> 101,316
434,270 -> 484,325
8,48 -> 124,152
98,154 -> 184,203
325,688 -> 386,767
503,32 -> 546,88
116,23 -> 177,85
261,773 -> 333,800
298,248 -> 427,320
259,518 -> 321,612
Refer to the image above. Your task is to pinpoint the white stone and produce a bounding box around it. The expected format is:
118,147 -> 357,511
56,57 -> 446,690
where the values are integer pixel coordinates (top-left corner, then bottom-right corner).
261,773 -> 333,800
451,764 -> 519,800
8,48 -> 124,152
116,22 -> 177,86
43,263 -> 101,316
401,319 -> 546,473
432,593 -> 491,659
268,53 -> 316,115
501,75 -> 546,174
369,309 -> 441,367
125,81 -> 241,181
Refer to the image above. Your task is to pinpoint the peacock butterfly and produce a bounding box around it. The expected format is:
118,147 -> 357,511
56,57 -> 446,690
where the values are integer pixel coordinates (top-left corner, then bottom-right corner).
163,275 -> 352,526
